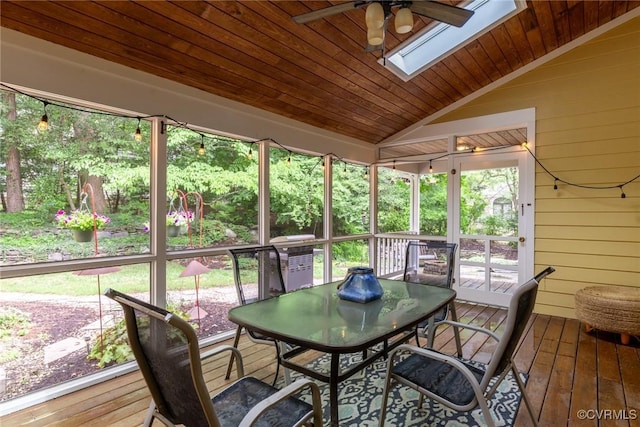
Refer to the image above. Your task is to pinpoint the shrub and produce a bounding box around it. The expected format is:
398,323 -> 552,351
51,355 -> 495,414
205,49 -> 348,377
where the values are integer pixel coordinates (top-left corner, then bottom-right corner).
87,302 -> 193,368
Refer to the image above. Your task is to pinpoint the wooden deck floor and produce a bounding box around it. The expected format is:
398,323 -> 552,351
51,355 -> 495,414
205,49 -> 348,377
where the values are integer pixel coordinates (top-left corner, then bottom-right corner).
3,301 -> 639,426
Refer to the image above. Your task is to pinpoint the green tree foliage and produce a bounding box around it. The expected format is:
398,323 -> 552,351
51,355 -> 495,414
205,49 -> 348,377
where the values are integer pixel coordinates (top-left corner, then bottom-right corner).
420,173 -> 448,235
377,169 -> 410,233
269,149 -> 324,237
332,162 -> 369,236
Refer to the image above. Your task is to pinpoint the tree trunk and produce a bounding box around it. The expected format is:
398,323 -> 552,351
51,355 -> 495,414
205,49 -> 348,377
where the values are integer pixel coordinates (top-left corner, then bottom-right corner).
74,113 -> 107,214
86,175 -> 107,213
58,165 -> 76,210
3,92 -> 25,212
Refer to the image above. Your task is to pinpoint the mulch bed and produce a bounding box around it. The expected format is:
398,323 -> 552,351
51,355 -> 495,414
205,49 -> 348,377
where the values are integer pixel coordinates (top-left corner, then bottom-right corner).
0,299 -> 237,402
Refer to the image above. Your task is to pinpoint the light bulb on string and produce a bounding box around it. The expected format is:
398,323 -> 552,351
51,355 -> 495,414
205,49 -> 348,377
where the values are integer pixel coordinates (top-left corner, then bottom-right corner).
198,135 -> 205,155
619,185 -> 626,199
553,178 -> 558,190
247,145 -> 253,160
38,101 -> 49,131
287,153 -> 292,165
134,118 -> 142,141
364,166 -> 369,178
429,160 -> 433,174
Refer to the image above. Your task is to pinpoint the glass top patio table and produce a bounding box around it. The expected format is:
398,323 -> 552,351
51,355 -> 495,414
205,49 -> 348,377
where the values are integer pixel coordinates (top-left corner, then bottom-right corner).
228,278 -> 456,426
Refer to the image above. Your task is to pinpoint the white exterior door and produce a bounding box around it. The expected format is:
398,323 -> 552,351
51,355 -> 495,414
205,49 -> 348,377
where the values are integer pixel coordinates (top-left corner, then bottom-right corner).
451,149 -> 534,307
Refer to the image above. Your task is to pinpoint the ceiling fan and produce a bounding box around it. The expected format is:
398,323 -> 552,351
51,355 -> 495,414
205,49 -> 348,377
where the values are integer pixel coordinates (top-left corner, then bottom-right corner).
292,1 -> 474,53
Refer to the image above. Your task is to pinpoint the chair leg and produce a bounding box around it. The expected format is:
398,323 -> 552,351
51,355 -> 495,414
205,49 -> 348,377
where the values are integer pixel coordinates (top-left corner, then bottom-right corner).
426,317 -> 436,348
511,364 -> 539,427
225,325 -> 242,380
476,397 -> 496,427
143,399 -> 156,427
378,360 -> 396,426
143,399 -> 175,427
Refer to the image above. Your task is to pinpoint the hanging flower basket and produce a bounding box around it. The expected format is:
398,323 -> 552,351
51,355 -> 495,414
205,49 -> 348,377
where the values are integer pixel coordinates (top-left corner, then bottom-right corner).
167,225 -> 182,237
55,209 -> 110,241
72,229 -> 94,242
143,210 -> 193,236
165,210 -> 192,237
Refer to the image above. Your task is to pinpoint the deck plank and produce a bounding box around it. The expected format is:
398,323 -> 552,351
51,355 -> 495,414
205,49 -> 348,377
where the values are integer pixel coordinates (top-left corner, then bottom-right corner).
538,318 -> 579,426
515,315 -> 561,427
597,331 -> 630,427
2,302 -> 638,427
617,344 -> 640,426
568,322 -> 599,427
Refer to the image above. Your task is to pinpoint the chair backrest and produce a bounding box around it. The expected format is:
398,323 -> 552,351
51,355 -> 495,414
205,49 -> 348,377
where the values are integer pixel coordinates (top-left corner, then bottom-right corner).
403,241 -> 457,321
481,266 -> 555,387
229,245 -> 286,306
105,288 -> 220,427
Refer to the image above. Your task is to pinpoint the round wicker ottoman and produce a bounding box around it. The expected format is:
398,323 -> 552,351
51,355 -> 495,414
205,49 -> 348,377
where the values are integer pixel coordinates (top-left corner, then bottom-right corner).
575,285 -> 640,345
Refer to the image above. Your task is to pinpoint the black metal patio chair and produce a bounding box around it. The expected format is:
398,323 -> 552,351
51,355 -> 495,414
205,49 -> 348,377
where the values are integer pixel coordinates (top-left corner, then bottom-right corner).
403,240 -> 457,346
105,288 -> 323,427
379,266 -> 556,427
224,245 -> 295,384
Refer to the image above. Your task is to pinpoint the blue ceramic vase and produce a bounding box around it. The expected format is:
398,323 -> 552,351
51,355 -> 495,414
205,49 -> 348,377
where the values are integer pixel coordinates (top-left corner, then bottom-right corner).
337,267 -> 384,303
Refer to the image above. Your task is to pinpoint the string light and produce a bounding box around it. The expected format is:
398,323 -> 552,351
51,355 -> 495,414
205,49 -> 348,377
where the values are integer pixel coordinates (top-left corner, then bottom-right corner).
198,135 -> 205,155
38,101 -> 49,131
134,118 -> 142,141
364,166 -> 369,178
4,83 -> 636,200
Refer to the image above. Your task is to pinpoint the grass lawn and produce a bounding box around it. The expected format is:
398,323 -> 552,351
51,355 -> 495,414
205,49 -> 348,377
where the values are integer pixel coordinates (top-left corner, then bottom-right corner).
0,261 -> 236,296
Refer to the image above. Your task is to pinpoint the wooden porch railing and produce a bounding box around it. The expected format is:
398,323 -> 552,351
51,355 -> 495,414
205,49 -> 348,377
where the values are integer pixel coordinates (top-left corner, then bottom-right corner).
375,233 -> 416,278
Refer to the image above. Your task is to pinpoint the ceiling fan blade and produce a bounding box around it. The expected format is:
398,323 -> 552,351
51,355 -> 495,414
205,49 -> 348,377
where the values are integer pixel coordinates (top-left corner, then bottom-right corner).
292,2 -> 363,24
409,1 -> 474,27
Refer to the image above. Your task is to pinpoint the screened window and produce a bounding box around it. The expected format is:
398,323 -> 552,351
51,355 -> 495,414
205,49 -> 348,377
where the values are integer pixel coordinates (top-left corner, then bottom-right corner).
377,167 -> 410,233
165,124 -> 258,250
0,89 -> 151,264
332,160 -> 369,237
269,148 -> 324,240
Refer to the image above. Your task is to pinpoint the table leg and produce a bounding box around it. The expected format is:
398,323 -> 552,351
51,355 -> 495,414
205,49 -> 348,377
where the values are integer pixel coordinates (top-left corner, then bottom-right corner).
329,354 -> 340,426
426,316 -> 436,348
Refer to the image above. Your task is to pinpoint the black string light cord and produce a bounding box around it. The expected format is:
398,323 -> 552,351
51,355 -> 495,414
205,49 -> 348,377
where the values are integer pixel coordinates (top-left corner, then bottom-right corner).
522,145 -> 639,198
3,83 -> 638,197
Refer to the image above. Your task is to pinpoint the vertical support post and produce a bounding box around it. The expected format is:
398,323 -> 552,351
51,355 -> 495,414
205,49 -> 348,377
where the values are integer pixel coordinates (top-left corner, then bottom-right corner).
150,117 -> 167,308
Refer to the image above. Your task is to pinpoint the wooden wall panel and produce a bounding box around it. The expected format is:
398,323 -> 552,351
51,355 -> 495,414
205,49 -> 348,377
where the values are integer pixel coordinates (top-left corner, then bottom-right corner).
436,18 -> 640,319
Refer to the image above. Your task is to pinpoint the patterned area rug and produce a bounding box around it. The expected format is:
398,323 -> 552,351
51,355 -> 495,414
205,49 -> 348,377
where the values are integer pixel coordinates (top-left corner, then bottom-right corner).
278,351 -> 527,426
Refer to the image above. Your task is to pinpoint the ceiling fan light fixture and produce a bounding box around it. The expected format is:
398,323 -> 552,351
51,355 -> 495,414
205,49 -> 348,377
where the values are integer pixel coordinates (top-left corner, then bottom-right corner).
367,26 -> 384,46
365,2 -> 384,29
394,7 -> 413,34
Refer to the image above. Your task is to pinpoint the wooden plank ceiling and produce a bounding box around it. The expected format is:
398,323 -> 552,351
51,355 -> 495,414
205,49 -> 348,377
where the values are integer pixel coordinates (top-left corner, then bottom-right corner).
1,1 -> 638,147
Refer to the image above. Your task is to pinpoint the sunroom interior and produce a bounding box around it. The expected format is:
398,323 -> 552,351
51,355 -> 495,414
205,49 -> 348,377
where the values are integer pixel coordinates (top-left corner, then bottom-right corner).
0,1 -> 638,425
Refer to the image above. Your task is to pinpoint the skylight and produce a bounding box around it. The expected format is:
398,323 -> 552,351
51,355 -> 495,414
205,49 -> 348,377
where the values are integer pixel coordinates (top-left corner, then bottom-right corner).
384,0 -> 526,81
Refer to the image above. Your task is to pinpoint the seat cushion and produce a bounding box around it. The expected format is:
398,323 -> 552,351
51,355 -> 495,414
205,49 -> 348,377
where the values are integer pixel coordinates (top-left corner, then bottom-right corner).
392,353 -> 486,406
213,377 -> 314,427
